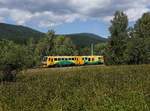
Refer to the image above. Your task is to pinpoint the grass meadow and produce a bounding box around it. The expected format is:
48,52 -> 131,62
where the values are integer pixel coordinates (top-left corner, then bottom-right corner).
0,65 -> 150,111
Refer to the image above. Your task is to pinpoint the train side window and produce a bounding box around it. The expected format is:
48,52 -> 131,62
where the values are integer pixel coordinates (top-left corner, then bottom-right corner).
76,58 -> 78,60
72,58 -> 74,60
51,59 -> 53,62
92,58 -> 94,61
88,58 -> 91,61
69,58 -> 71,60
85,58 -> 87,60
62,58 -> 64,60
65,58 -> 67,60
54,58 -> 57,61
82,58 -> 84,60
48,58 -> 51,61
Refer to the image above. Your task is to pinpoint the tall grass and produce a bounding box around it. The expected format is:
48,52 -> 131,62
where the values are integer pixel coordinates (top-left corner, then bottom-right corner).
0,65 -> 150,111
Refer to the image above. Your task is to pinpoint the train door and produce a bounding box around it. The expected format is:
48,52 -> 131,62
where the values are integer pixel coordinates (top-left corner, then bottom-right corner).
78,56 -> 84,65
47,57 -> 54,66
74,56 -> 83,65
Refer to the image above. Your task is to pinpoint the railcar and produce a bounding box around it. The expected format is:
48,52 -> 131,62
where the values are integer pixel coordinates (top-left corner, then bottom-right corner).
42,56 -> 104,67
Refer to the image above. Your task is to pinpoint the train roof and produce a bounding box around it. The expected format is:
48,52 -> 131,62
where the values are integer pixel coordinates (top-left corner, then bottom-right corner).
45,55 -> 103,58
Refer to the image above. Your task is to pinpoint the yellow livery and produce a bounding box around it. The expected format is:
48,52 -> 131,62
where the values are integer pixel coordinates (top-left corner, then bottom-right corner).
42,56 -> 104,67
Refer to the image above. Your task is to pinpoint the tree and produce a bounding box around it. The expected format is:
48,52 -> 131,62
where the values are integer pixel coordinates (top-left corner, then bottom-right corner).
95,43 -> 107,55
63,37 -> 78,55
36,36 -> 49,59
125,12 -> 150,64
52,36 -> 78,56
80,47 -> 90,56
26,38 -> 40,67
0,40 -> 33,82
46,30 -> 55,55
107,11 -> 128,64
36,30 -> 56,59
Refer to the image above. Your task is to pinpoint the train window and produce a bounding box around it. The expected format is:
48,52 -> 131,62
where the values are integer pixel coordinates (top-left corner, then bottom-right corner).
69,58 -> 71,60
65,58 -> 67,60
51,59 -> 53,62
85,58 -> 87,60
88,58 -> 91,61
76,58 -> 78,60
82,58 -> 84,60
98,57 -> 101,59
92,58 -> 94,61
72,58 -> 74,60
54,58 -> 57,61
48,58 -> 51,61
62,58 -> 64,60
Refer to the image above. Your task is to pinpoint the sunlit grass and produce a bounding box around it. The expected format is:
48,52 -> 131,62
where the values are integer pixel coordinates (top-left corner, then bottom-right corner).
0,65 -> 150,111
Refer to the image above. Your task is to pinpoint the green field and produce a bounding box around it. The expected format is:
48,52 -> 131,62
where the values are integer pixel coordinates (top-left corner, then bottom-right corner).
0,65 -> 150,111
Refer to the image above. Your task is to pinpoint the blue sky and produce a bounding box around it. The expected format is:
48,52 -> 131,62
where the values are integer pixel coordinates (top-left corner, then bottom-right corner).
39,19 -> 110,38
0,0 -> 150,38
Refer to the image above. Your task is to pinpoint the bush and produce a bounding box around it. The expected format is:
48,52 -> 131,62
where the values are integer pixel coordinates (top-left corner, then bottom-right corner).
1,64 -> 17,82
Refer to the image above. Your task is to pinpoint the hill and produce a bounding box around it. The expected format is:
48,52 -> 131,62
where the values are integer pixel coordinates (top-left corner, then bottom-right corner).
0,23 -> 107,46
0,65 -> 150,111
64,33 -> 107,47
0,23 -> 45,43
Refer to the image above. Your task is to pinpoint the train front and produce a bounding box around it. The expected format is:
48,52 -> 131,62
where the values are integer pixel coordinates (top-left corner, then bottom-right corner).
42,56 -> 48,67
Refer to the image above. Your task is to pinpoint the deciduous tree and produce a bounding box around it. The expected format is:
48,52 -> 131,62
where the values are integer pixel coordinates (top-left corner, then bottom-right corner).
107,11 -> 128,64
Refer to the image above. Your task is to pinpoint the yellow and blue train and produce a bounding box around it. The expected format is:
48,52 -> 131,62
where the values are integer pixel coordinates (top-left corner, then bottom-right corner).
42,56 -> 104,67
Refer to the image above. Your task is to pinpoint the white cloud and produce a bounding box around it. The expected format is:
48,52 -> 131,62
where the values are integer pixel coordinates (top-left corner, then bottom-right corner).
102,16 -> 113,22
29,11 -> 81,28
10,10 -> 32,25
125,7 -> 150,21
70,0 -> 111,14
0,0 -> 150,28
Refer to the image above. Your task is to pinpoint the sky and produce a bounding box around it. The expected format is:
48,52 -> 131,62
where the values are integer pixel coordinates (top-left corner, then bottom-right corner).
0,0 -> 150,38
